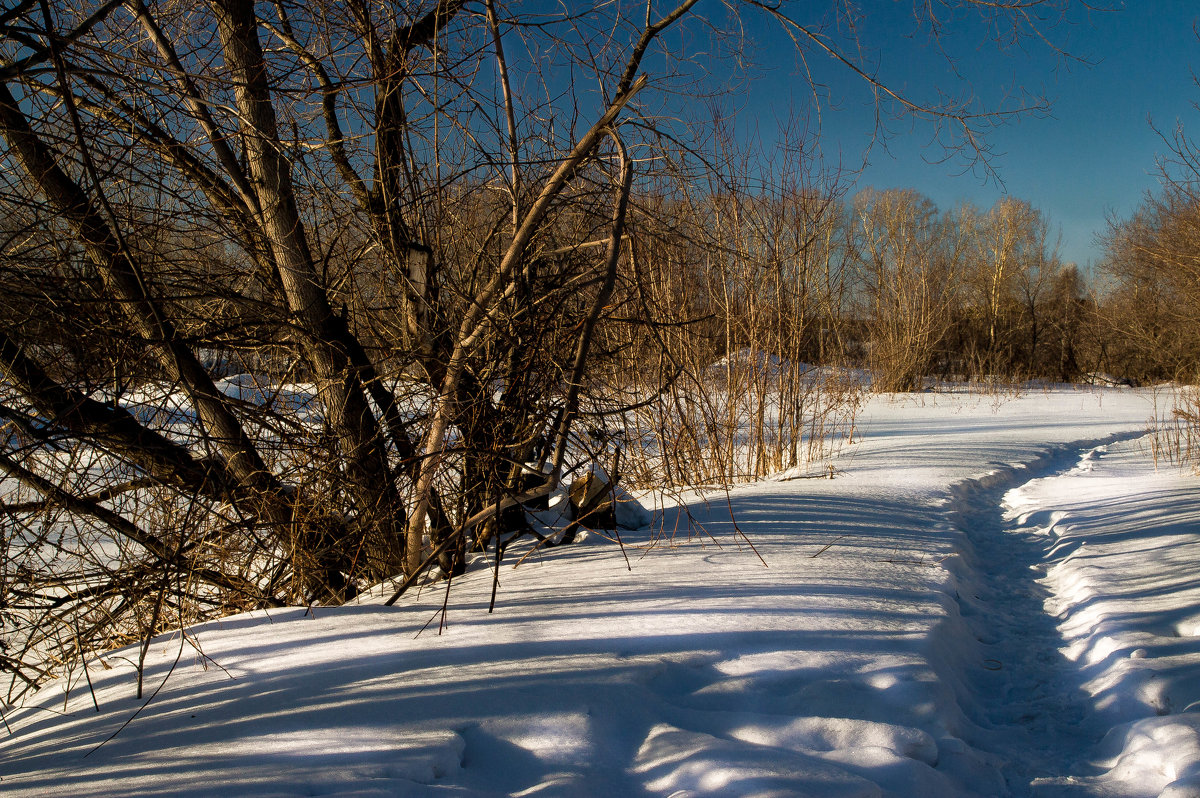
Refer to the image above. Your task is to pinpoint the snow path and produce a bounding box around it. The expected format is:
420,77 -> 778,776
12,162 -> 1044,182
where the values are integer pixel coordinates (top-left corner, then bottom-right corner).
8,387 -> 1196,797
941,434 -> 1147,795
1004,436 -> 1200,798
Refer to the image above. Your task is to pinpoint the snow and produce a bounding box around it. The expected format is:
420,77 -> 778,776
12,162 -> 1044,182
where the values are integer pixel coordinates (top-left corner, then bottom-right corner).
707,348 -> 799,378
6,385 -> 1200,796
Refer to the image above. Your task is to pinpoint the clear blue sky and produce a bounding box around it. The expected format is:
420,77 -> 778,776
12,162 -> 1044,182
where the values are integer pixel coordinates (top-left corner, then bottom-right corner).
733,1 -> 1200,269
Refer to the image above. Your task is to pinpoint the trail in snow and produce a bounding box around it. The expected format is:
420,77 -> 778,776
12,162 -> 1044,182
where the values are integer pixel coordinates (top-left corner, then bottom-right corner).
945,435 -> 1147,796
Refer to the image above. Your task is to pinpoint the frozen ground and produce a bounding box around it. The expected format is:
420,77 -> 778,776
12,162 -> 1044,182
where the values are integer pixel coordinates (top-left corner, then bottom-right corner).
4,386 -> 1200,797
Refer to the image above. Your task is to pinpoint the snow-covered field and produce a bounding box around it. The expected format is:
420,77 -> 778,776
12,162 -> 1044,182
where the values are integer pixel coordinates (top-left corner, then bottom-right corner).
4,386 -> 1200,797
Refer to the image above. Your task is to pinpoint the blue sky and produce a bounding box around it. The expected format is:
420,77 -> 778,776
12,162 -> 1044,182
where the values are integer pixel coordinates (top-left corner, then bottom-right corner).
733,1 -> 1200,269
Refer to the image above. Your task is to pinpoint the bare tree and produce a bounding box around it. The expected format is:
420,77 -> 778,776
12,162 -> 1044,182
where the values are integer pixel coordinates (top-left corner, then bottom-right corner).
960,197 -> 1056,379
849,188 -> 956,392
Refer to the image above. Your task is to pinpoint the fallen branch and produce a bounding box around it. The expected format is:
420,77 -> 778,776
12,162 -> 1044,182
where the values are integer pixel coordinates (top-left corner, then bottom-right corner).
384,480 -> 555,606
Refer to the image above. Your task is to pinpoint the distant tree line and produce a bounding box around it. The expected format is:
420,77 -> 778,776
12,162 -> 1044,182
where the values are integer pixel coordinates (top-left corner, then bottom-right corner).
624,184 -> 1137,393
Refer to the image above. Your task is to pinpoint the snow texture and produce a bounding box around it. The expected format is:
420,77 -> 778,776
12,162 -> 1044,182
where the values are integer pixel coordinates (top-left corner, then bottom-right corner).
4,386 -> 1200,797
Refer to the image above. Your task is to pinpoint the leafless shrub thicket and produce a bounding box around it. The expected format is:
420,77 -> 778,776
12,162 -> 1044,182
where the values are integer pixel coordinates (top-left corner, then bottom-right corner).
599,124 -> 863,489
1145,388 -> 1200,469
1101,125 -> 1200,385
0,0 -> 1079,701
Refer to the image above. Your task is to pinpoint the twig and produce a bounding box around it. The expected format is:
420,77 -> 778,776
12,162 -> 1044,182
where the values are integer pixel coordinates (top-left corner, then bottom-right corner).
811,536 -> 846,558
511,530 -> 554,568
727,491 -> 767,567
137,576 -> 169,700
383,534 -> 459,607
84,617 -> 185,758
609,448 -> 632,572
488,521 -> 503,614
74,632 -> 100,714
437,559 -> 455,635
183,632 -> 235,680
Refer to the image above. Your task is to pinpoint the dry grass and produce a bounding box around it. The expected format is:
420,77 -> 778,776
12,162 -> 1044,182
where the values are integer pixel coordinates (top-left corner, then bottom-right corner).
1146,386 -> 1200,470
